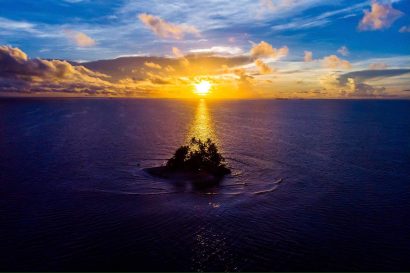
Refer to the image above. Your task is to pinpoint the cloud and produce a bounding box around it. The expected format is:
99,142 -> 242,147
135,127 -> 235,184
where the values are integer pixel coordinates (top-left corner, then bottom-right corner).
120,0 -> 332,34
259,0 -> 278,11
346,78 -> 386,97
172,47 -> 184,58
172,47 -> 190,67
250,41 -> 288,59
165,65 -> 175,72
259,0 -> 324,18
269,2 -> 367,32
358,1 -> 403,31
63,30 -> 96,47
138,13 -> 199,40
254,59 -> 274,74
145,72 -> 172,84
399,26 -> 410,33
218,65 -> 255,96
144,61 -> 162,69
0,17 -> 38,33
369,62 -> 388,70
319,73 -> 340,89
319,72 -> 385,97
319,68 -> 410,97
258,0 -> 296,17
232,68 -> 255,96
0,45 -> 115,94
337,46 -> 349,56
304,51 -> 313,62
82,52 -> 250,81
322,55 -> 351,69
338,69 -> 410,83
189,46 -> 243,56
2,44 -> 407,99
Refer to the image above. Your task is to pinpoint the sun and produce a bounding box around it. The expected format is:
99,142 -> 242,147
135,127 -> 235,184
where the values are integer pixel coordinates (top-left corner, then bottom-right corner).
194,80 -> 211,96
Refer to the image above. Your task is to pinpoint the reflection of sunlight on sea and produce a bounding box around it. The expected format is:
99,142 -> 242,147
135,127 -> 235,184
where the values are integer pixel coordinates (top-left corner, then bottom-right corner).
186,99 -> 216,143
191,225 -> 238,272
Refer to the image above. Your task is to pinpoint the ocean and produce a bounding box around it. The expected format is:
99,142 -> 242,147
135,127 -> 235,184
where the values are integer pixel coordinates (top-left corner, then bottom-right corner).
1,98 -> 409,271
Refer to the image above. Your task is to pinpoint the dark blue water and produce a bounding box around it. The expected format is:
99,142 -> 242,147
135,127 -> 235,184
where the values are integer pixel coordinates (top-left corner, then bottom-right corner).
1,98 -> 410,271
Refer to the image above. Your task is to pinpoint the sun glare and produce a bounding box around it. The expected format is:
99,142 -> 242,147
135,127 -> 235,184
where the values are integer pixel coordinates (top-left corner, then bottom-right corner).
194,80 -> 211,96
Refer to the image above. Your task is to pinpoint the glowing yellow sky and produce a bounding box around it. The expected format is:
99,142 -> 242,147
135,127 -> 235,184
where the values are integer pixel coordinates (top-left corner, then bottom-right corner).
0,43 -> 409,99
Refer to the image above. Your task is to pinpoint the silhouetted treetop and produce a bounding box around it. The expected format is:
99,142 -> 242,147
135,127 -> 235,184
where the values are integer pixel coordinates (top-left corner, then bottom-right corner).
166,137 -> 230,176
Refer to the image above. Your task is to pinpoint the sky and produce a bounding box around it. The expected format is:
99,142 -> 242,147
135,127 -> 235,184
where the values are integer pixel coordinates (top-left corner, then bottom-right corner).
0,0 -> 409,98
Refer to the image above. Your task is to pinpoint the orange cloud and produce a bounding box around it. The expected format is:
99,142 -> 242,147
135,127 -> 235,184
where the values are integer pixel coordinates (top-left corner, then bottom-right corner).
172,47 -> 184,58
254,59 -> 274,74
138,13 -> 199,39
172,47 -> 190,67
63,30 -> 96,47
322,55 -> 351,69
304,51 -> 313,62
165,65 -> 175,72
232,68 -> 255,97
146,72 -> 172,85
358,1 -> 403,31
250,41 -> 288,59
144,61 -> 162,69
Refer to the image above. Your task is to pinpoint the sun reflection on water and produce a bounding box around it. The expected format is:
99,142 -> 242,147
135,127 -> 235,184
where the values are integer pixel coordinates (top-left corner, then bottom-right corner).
186,99 -> 216,143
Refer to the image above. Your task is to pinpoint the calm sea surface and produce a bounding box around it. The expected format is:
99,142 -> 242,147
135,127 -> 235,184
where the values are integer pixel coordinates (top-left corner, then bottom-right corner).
1,98 -> 409,271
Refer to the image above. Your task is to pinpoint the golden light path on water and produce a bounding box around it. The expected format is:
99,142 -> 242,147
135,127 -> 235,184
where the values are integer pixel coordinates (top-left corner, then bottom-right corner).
186,98 -> 217,143
185,100 -> 234,271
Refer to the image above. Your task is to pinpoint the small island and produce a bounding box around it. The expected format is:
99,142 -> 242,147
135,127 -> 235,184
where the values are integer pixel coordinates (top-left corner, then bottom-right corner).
145,138 -> 231,188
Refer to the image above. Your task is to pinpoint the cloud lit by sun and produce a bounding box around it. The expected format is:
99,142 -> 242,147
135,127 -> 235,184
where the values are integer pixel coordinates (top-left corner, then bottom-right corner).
194,80 -> 211,96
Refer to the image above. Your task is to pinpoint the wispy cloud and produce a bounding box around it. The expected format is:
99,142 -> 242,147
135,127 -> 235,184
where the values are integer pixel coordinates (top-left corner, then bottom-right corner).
258,0 -> 324,19
254,59 -> 274,74
0,17 -> 38,34
399,25 -> 410,33
120,0 -> 333,32
352,56 -> 410,69
369,62 -> 388,70
337,46 -> 349,56
339,69 -> 410,83
189,46 -> 243,55
138,13 -> 199,39
270,2 -> 367,32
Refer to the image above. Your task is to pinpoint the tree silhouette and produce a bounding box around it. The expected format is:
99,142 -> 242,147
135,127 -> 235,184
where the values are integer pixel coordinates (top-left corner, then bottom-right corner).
166,137 -> 230,176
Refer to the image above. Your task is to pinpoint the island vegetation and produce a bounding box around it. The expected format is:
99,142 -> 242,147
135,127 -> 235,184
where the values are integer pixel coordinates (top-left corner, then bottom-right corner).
145,138 -> 231,188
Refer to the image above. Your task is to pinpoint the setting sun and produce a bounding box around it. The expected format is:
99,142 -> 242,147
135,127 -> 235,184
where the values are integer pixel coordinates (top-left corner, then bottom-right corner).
194,80 -> 211,96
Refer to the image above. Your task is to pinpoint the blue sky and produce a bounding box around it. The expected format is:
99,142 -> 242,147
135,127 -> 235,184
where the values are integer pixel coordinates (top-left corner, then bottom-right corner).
0,0 -> 409,98
1,0 -> 409,60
